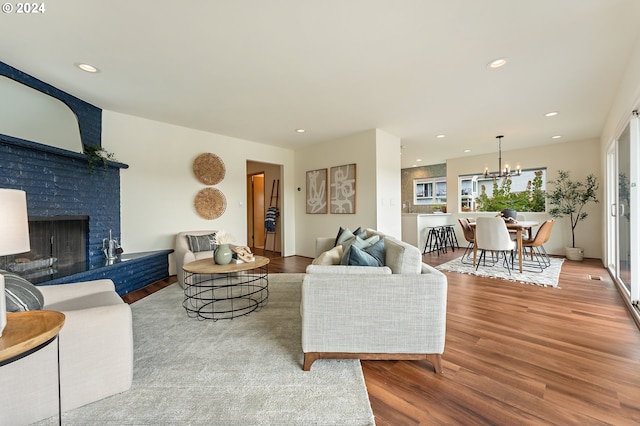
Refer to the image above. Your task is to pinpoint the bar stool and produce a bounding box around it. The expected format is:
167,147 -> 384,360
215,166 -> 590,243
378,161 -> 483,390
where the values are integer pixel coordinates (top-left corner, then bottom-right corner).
442,225 -> 459,252
423,226 -> 446,254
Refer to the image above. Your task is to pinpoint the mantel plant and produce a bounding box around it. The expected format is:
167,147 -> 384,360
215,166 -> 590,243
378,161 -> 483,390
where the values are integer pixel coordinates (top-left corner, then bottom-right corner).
84,144 -> 116,175
547,170 -> 599,251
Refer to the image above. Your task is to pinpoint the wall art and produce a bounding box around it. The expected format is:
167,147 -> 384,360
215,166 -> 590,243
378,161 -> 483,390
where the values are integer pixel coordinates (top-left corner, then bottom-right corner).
306,168 -> 327,214
330,164 -> 356,214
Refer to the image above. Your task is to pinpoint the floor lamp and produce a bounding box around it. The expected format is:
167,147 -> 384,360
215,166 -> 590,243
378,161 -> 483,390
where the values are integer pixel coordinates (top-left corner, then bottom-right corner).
0,189 -> 31,336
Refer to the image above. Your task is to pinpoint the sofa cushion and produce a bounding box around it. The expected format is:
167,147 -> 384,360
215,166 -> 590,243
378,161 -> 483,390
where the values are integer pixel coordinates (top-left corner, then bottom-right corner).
186,233 -> 218,252
312,246 -> 343,265
341,238 -> 385,267
2,270 -> 44,311
383,237 -> 422,274
306,264 -> 392,275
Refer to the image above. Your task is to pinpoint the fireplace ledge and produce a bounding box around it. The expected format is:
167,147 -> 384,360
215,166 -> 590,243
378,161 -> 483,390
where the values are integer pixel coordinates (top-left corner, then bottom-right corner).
36,249 -> 173,296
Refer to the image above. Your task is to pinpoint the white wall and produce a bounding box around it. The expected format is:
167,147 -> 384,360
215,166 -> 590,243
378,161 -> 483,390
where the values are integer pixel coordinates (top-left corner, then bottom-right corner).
295,129 -> 386,258
101,111 -> 296,275
374,129 -> 402,238
446,138 -> 603,259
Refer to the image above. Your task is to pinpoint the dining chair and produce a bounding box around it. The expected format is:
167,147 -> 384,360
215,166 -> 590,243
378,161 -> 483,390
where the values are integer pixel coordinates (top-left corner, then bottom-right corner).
475,216 -> 516,274
521,219 -> 555,271
458,218 -> 475,264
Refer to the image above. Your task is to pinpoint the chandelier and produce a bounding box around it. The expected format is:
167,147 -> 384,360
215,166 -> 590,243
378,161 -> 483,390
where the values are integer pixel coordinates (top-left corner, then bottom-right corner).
483,135 -> 521,179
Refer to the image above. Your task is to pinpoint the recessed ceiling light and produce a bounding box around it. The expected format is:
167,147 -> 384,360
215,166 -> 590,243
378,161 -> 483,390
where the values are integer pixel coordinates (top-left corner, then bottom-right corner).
416,159 -> 422,162
464,149 -> 471,153
412,164 -> 417,167
436,134 -> 445,139
295,129 -> 305,133
545,111 -> 559,117
488,58 -> 507,69
77,63 -> 99,73
551,135 -> 562,139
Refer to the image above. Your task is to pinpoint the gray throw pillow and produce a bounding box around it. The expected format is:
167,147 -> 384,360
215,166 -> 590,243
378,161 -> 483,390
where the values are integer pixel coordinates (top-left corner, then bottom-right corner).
2,270 -> 44,312
187,233 -> 217,252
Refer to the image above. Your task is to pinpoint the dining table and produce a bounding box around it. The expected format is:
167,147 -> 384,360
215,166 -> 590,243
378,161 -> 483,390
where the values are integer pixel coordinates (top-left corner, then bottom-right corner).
470,220 -> 539,273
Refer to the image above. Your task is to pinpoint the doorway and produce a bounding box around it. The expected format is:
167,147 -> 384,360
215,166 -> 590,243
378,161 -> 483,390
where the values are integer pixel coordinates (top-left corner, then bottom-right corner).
247,161 -> 283,258
248,172 -> 265,249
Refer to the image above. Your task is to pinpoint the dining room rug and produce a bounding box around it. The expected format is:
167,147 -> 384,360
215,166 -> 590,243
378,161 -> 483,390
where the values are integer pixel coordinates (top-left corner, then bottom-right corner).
436,255 -> 564,288
37,273 -> 375,426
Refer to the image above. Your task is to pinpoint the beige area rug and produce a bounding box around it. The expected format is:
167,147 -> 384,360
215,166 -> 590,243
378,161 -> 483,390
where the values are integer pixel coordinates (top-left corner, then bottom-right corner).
38,273 -> 375,425
437,255 -> 564,288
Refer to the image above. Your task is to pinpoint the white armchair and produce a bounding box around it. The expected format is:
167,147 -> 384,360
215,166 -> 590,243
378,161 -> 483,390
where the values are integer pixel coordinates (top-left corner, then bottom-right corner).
0,279 -> 133,424
175,230 -> 218,288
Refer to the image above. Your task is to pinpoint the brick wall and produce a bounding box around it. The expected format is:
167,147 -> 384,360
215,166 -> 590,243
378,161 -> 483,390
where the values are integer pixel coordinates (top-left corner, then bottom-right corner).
0,135 -> 124,265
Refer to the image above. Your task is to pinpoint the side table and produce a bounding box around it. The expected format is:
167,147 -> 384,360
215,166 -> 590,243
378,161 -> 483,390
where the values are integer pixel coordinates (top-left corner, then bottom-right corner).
0,310 -> 65,425
183,256 -> 269,321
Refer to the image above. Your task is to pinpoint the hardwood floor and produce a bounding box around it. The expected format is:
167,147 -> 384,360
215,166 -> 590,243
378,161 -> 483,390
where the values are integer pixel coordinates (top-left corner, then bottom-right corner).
124,250 -> 640,425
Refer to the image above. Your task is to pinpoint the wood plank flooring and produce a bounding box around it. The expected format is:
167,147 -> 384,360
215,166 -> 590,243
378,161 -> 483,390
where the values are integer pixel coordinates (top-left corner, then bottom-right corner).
124,249 -> 640,425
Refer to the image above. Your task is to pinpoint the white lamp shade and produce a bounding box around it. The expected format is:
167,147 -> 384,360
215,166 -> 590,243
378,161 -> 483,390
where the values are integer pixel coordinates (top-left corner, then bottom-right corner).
0,189 -> 30,256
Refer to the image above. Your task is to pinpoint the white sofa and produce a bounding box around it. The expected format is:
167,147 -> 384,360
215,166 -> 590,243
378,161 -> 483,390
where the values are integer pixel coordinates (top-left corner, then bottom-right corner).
301,228 -> 448,373
175,230 -> 218,288
0,279 -> 133,425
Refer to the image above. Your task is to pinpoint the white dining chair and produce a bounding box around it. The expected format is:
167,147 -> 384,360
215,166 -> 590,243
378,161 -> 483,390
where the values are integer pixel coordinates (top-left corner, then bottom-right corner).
475,216 -> 516,274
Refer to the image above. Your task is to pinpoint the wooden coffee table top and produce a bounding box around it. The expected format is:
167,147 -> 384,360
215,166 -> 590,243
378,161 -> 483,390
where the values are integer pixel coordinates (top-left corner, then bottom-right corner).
183,255 -> 270,274
0,310 -> 65,363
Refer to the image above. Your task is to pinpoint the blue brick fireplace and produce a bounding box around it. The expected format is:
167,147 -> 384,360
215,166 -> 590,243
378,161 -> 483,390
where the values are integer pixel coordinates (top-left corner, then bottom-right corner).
0,61 -> 172,295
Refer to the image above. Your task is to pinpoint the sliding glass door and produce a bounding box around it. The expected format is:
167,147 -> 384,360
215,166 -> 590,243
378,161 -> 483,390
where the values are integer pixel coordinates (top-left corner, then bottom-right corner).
617,123 -> 631,292
608,112 -> 639,305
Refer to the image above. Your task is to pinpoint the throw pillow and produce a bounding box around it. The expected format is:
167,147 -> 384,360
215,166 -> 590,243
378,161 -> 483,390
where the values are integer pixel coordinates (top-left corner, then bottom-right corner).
341,239 -> 385,267
187,233 -> 217,252
311,246 -> 344,265
334,226 -> 362,247
339,235 -> 380,264
2,270 -> 44,311
335,228 -> 356,247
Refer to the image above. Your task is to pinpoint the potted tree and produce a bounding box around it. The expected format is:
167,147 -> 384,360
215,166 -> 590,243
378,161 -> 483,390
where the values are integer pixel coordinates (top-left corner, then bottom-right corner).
547,170 -> 599,260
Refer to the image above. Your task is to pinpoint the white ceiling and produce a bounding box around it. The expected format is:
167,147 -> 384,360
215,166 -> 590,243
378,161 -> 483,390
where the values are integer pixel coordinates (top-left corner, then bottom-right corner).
1,0 -> 639,168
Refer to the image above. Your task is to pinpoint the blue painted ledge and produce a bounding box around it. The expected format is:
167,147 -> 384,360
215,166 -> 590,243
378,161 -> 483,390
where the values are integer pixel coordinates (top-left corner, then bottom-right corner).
37,250 -> 173,296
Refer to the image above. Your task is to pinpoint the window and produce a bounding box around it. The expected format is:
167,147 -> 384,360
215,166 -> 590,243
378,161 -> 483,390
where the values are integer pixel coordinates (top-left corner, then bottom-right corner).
458,168 -> 546,213
414,177 -> 446,205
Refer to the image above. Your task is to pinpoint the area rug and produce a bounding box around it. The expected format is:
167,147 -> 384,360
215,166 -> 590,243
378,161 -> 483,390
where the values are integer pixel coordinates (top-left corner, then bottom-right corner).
436,256 -> 564,288
39,273 -> 375,425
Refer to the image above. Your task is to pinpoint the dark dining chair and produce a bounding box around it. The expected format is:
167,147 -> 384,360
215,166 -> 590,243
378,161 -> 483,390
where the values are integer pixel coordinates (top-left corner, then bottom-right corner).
458,218 -> 475,264
521,219 -> 555,271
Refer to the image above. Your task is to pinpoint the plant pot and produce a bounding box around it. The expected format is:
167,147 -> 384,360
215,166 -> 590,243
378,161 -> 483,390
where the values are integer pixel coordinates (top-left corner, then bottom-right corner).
565,247 -> 584,261
501,208 -> 517,220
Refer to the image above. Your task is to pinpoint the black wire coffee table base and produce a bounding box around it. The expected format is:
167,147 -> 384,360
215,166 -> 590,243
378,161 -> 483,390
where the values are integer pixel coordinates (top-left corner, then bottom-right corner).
182,256 -> 269,321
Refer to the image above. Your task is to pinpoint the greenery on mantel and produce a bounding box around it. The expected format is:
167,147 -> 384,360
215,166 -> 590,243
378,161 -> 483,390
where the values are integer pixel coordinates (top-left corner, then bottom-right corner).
84,144 -> 116,175
547,170 -> 599,248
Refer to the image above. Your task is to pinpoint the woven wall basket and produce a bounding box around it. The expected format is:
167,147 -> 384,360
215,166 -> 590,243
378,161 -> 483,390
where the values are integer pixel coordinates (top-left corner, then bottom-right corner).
194,188 -> 227,219
193,153 -> 226,185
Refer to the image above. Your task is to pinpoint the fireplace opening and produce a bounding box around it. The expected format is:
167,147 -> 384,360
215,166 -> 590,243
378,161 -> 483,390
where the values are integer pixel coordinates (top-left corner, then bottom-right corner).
0,215 -> 89,283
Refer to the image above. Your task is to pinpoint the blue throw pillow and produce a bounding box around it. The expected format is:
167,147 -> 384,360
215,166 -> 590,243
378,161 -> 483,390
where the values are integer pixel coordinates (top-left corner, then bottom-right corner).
342,239 -> 385,267
2,270 -> 44,312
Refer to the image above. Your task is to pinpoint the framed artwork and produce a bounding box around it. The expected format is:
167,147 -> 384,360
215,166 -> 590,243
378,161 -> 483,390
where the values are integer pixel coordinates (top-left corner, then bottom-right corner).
306,168 -> 328,214
330,164 -> 356,214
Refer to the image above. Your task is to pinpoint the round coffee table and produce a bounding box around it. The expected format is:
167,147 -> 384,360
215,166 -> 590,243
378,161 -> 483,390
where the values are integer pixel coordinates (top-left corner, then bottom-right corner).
182,255 -> 269,321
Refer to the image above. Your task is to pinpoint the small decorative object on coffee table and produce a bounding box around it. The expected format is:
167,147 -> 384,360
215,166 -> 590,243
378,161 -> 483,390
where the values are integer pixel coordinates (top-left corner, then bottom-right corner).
182,256 -> 269,321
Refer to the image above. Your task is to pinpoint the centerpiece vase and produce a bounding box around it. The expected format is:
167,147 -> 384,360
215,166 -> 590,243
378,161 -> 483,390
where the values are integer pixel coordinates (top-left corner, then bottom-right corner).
214,244 -> 233,265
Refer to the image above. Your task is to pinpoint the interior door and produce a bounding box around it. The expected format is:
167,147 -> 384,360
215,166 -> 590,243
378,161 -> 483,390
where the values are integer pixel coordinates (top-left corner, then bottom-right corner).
252,174 -> 265,249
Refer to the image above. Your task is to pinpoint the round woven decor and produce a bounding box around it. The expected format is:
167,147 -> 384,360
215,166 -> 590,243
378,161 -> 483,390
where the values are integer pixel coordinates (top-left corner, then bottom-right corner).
193,153 -> 225,185
194,188 -> 227,219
